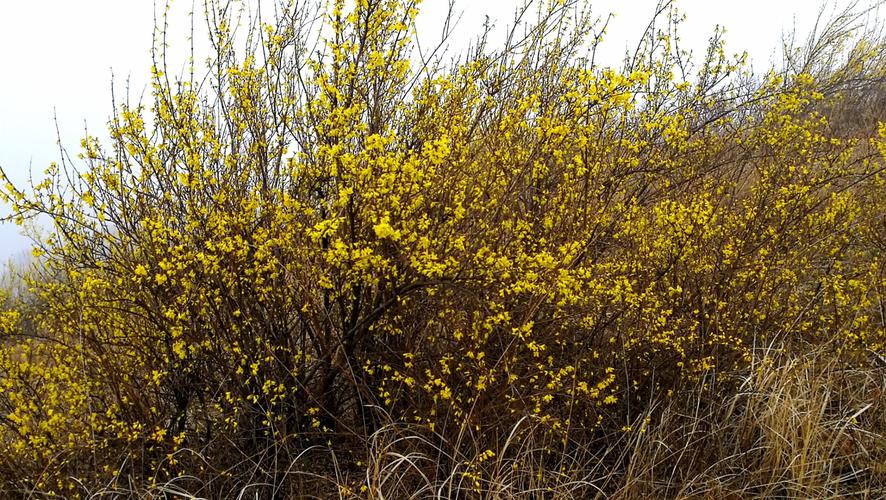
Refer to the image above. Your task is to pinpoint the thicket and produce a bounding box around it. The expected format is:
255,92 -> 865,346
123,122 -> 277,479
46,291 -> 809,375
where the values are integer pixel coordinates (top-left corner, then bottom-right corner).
1,0 -> 885,497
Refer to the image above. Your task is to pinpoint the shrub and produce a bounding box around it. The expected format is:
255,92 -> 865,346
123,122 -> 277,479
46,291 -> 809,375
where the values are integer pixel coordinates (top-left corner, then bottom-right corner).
1,0 -> 884,496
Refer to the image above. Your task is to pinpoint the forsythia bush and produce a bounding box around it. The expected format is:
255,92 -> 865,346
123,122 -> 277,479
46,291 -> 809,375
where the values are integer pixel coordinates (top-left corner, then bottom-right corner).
1,0 -> 884,496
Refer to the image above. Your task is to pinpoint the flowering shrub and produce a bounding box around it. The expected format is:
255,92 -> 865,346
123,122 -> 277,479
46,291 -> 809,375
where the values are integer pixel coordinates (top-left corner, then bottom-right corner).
1,0 -> 884,496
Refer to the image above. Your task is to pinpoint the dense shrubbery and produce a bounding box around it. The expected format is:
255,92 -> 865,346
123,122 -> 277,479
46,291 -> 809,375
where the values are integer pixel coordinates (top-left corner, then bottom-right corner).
1,0 -> 885,497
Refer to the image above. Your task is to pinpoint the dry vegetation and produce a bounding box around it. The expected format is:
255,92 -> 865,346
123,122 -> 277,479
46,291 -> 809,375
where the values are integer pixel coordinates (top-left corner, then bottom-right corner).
0,0 -> 885,498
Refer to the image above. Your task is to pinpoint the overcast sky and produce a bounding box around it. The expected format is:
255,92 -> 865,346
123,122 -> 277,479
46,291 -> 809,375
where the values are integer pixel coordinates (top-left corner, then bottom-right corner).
0,0 -> 870,261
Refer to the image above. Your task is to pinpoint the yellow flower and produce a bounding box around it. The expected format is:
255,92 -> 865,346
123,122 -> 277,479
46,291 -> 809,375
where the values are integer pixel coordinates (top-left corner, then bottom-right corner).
373,217 -> 401,241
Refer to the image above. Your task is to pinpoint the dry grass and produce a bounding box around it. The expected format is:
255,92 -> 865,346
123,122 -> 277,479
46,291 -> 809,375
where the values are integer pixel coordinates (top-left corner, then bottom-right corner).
614,344 -> 885,499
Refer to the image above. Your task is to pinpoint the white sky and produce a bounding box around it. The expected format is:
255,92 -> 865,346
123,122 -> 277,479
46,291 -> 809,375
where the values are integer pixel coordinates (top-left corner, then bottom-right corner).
0,0 -> 868,260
